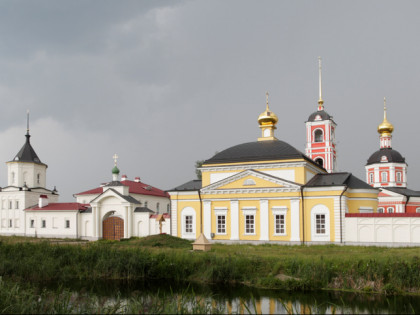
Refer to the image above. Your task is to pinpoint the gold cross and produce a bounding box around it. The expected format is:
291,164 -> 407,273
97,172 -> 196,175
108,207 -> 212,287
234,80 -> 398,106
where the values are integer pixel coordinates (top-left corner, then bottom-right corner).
113,153 -> 118,166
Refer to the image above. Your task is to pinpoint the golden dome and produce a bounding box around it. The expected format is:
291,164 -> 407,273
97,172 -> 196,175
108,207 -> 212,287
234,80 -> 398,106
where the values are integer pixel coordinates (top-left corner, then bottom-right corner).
258,92 -> 278,126
377,98 -> 394,136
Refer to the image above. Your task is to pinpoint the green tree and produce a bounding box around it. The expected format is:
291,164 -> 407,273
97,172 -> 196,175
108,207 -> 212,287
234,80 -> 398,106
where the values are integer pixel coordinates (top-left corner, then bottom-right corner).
195,160 -> 204,180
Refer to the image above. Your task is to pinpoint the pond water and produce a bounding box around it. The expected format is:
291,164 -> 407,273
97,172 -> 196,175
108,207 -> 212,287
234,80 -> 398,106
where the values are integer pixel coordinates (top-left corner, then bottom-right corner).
44,279 -> 420,314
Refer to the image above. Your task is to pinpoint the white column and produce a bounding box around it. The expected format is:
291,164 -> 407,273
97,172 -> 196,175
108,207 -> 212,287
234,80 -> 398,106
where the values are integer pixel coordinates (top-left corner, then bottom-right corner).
290,199 -> 300,242
230,200 -> 239,240
170,198 -> 178,236
203,200 -> 211,239
260,199 -> 269,241
390,166 -> 395,184
127,206 -> 132,237
124,206 -> 128,238
92,207 -> 97,238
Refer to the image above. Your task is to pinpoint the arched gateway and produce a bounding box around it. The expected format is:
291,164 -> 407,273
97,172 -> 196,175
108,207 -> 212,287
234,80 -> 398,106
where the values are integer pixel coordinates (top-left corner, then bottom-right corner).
102,216 -> 124,240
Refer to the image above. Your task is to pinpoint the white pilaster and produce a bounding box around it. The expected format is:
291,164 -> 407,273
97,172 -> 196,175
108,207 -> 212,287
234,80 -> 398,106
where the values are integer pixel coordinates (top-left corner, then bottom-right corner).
230,200 -> 239,240
127,206 -> 132,237
290,199 -> 300,242
259,199 -> 269,241
203,200 -> 211,239
170,198 -> 177,236
124,206 -> 128,238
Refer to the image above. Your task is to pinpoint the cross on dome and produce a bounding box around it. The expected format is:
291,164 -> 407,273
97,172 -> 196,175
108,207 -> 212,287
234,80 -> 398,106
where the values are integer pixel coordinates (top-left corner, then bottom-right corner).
113,153 -> 119,166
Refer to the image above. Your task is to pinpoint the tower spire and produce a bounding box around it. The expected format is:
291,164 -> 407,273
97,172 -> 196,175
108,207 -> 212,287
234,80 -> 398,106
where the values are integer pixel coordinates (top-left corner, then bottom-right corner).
318,57 -> 324,111
265,91 -> 269,110
378,97 -> 394,149
258,91 -> 278,141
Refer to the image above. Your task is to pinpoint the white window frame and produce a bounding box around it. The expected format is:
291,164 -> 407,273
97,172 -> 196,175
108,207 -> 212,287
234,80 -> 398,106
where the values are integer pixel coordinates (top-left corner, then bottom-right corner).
416,208 -> 420,214
30,219 -> 35,228
387,207 -> 394,213
242,207 -> 257,236
311,205 -> 330,242
41,219 -> 46,228
65,219 -> 70,229
214,208 -> 228,235
396,172 -> 402,183
369,173 -> 374,184
381,172 -> 388,183
181,207 -> 196,239
272,207 -> 288,236
8,219 -> 12,228
378,207 -> 385,213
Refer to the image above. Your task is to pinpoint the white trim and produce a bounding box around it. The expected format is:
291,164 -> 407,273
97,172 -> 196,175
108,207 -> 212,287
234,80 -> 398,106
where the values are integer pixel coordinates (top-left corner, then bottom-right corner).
310,204 -> 330,242
260,200 -> 269,241
181,207 -> 196,239
230,200 -> 239,240
272,207 -> 288,236
290,199 -> 300,242
203,201 -> 211,239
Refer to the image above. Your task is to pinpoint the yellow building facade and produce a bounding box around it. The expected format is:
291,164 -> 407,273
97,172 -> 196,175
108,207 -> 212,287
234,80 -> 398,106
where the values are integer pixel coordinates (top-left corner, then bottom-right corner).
169,96 -> 378,244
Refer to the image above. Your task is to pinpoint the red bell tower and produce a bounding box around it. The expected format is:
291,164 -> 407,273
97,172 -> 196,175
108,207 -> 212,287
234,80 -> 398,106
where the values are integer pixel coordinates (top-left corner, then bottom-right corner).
305,58 -> 337,173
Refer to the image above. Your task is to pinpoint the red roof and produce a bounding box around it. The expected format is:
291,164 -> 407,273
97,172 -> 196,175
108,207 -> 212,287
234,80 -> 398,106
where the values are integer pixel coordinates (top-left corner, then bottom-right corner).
75,179 -> 169,198
346,213 -> 420,217
26,203 -> 89,211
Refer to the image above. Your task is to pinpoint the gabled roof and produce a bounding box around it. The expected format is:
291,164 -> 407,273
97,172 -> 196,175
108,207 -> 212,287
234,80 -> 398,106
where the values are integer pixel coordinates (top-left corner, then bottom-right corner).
305,172 -> 376,190
381,187 -> 420,197
90,188 -> 141,204
10,134 -> 46,166
169,179 -> 202,191
75,179 -> 169,198
25,202 -> 89,211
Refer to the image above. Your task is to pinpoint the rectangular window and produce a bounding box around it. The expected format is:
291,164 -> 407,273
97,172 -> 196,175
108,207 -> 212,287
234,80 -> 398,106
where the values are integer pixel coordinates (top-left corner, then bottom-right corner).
15,201 -> 19,209
41,220 -> 46,228
381,172 -> 388,183
9,201 -> 12,209
30,220 -> 35,228
8,219 -> 12,228
396,172 -> 402,183
217,215 -> 226,234
245,215 -> 254,234
185,215 -> 193,233
275,214 -> 285,234
316,214 -> 326,234
65,220 -> 70,229
416,208 -> 420,213
369,173 -> 374,184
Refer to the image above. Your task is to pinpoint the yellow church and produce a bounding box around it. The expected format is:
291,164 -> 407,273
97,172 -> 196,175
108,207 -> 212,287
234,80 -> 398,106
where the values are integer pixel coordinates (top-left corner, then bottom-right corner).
168,92 -> 378,244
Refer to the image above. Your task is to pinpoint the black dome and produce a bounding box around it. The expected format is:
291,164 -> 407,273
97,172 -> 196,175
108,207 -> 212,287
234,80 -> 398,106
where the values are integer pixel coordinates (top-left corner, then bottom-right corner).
366,148 -> 406,165
204,140 -> 311,165
307,110 -> 331,122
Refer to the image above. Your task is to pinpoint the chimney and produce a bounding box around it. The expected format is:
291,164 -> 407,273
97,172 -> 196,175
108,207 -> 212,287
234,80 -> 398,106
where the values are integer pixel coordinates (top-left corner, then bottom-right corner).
134,177 -> 141,183
39,195 -> 48,208
121,175 -> 127,181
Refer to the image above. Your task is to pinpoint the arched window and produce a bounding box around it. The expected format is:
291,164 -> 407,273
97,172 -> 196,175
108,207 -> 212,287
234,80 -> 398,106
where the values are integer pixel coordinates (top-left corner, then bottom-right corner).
396,172 -> 402,183
369,173 -> 374,184
387,207 -> 394,213
243,179 -> 256,186
156,202 -> 160,211
144,201 -> 148,208
314,158 -> 324,168
377,207 -> 384,213
314,129 -> 323,142
37,173 -> 40,184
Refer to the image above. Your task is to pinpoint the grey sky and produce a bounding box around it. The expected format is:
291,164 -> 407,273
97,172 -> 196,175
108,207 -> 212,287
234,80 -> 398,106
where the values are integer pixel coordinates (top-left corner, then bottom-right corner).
0,1 -> 419,201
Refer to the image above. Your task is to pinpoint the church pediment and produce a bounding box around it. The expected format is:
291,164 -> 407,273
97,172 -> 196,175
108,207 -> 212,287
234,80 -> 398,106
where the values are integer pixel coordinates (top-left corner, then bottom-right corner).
201,169 -> 300,193
90,188 -> 140,205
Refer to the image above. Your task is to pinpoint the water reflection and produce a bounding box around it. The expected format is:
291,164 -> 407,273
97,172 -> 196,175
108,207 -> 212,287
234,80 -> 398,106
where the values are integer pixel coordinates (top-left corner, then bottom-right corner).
42,279 -> 420,314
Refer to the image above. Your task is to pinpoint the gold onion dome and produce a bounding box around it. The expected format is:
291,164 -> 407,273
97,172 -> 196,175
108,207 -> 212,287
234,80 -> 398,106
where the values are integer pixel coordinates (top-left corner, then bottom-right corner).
377,98 -> 394,136
258,92 -> 278,126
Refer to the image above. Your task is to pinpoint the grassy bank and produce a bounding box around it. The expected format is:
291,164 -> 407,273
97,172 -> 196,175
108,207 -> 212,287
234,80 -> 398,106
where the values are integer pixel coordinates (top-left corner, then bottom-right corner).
0,235 -> 419,295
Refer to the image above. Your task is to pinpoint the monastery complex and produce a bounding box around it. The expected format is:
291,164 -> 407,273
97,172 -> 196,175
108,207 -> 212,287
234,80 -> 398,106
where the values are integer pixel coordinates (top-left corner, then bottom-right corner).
1,60 -> 420,245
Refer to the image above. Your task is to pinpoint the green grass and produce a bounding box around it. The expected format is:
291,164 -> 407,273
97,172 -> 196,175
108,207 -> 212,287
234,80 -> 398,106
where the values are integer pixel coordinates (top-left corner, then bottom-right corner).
0,235 -> 419,295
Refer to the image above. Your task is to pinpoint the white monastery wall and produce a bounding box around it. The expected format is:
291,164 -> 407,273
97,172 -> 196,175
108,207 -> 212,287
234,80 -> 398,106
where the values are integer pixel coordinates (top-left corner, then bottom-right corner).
25,211 -> 78,238
345,216 -> 420,246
